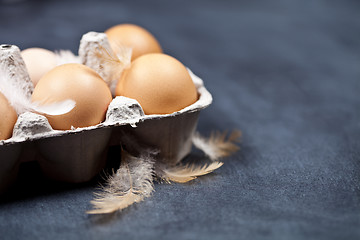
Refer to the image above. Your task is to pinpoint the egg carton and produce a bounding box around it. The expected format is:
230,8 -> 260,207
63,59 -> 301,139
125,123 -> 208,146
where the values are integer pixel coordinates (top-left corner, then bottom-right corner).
0,34 -> 212,194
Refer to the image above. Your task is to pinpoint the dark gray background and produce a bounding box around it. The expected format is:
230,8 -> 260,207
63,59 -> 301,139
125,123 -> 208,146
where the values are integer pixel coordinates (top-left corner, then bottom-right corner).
0,0 -> 360,239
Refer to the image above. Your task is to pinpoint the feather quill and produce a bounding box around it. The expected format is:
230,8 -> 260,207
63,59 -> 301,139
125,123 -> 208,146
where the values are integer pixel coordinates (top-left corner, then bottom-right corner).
156,161 -> 224,183
192,130 -> 241,161
0,65 -> 75,115
88,150 -> 155,214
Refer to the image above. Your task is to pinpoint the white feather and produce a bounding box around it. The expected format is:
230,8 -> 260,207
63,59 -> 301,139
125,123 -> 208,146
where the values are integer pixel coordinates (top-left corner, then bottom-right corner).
31,100 -> 76,116
55,50 -> 81,66
0,65 -> 75,115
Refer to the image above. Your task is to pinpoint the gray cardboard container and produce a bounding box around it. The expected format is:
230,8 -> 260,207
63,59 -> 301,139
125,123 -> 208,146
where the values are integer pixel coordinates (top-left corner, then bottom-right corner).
0,37 -> 212,194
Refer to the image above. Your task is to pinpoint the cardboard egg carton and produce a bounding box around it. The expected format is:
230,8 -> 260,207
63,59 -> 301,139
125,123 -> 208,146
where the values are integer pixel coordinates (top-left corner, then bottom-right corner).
0,33 -> 212,194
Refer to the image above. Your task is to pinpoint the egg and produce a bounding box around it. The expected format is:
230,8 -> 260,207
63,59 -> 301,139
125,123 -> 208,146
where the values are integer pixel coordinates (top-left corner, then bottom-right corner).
115,53 -> 198,115
105,24 -> 162,61
21,48 -> 57,87
0,92 -> 17,140
32,63 -> 112,130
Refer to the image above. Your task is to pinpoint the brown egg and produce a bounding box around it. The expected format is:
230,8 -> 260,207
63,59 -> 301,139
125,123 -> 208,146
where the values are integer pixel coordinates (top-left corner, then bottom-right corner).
115,53 -> 198,115
0,92 -> 17,140
21,48 -> 57,86
32,64 -> 112,130
105,24 -> 162,61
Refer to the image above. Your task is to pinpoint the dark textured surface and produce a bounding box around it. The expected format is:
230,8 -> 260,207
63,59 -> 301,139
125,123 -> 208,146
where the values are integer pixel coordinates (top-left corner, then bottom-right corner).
1,0 -> 360,239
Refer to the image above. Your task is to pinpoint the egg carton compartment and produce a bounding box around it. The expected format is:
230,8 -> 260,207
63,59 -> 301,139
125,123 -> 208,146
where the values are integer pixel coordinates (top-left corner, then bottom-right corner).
0,33 -> 212,194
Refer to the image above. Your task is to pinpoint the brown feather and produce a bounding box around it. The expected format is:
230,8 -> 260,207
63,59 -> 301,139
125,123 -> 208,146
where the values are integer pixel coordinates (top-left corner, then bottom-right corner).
192,130 -> 241,161
87,150 -> 154,214
156,161 -> 224,183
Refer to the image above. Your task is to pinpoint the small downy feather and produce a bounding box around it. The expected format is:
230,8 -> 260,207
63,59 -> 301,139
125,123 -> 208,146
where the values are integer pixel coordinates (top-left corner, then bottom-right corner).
155,161 -> 224,183
94,42 -> 132,86
88,150 -> 155,214
192,130 -> 241,161
0,65 -> 75,116
55,50 -> 81,66
31,100 -> 76,116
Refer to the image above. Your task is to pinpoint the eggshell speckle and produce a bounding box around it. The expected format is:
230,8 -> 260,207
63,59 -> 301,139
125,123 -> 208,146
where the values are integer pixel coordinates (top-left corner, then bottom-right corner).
32,63 -> 112,130
105,24 -> 162,61
115,53 -> 198,115
21,48 -> 57,87
0,92 -> 17,140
